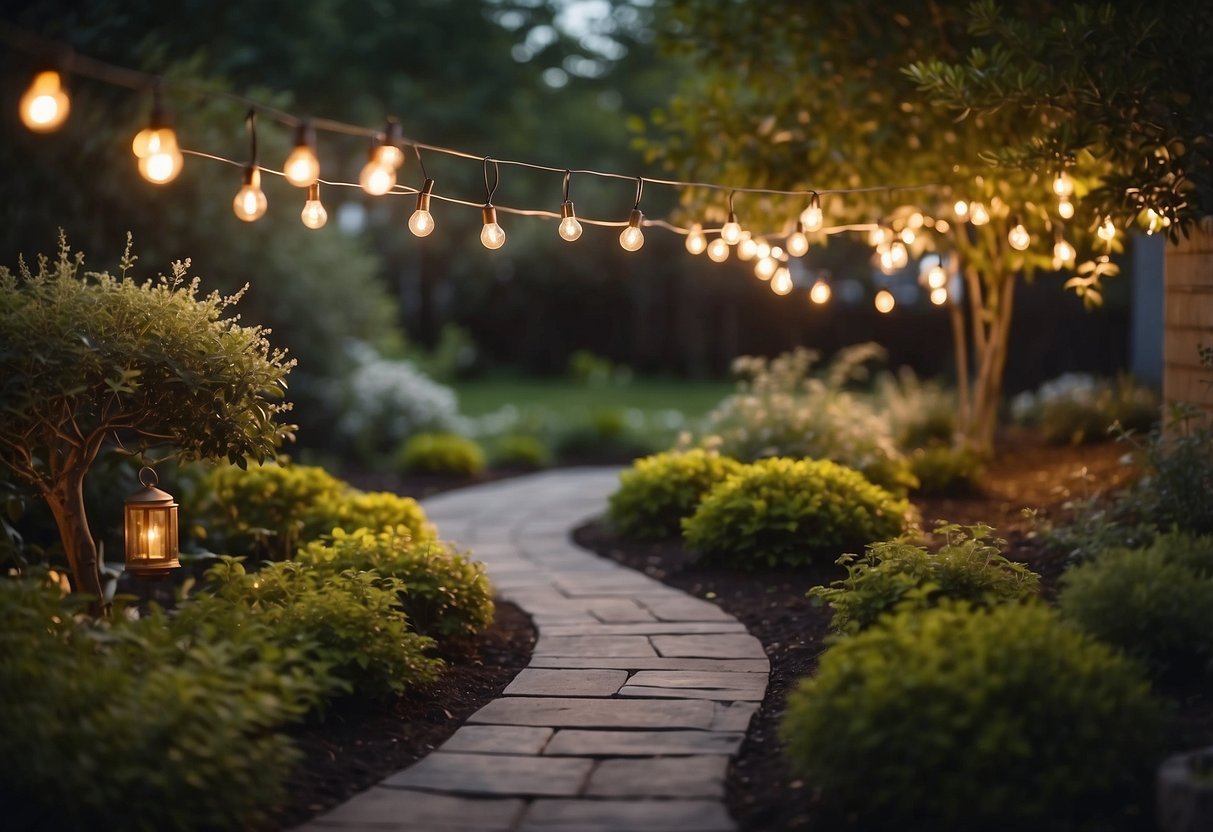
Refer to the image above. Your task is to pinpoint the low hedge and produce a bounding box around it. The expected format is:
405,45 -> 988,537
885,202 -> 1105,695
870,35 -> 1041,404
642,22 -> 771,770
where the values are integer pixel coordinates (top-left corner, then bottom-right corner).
608,449 -> 744,540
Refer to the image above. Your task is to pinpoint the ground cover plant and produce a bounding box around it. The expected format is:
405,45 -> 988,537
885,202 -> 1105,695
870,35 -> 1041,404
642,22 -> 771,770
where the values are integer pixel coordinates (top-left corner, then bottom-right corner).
608,449 -> 743,540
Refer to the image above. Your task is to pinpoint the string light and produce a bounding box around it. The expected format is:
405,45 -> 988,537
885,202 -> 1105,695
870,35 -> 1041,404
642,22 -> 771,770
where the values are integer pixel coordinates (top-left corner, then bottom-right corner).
926,264 -> 947,289
707,237 -> 729,262
800,193 -> 823,232
899,227 -> 916,245
1053,231 -> 1076,268
132,84 -> 182,185
300,182 -> 327,229
359,145 -> 395,196
809,278 -> 831,304
969,202 -> 990,225
283,121 -> 319,187
771,267 -> 793,295
754,255 -> 777,280
720,191 -> 742,245
755,241 -> 771,260
1097,216 -> 1116,242
869,226 -> 889,247
930,286 -> 948,305
889,241 -> 908,269
737,232 -> 757,260
232,110 -> 266,222
875,289 -> 896,313
556,170 -> 583,241
409,178 -> 436,237
1052,171 -> 1074,198
480,157 -> 505,249
20,70 -> 70,132
786,222 -> 809,257
359,119 -> 403,196
953,199 -> 969,219
685,223 -> 706,254
1007,219 -> 1030,251
1057,196 -> 1074,219
618,177 -> 645,252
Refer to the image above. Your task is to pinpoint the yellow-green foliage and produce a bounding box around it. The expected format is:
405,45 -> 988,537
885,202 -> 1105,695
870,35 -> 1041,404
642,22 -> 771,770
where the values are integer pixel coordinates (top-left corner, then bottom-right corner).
782,603 -> 1165,828
321,490 -> 436,546
810,525 -> 1040,633
398,432 -> 487,476
909,445 -> 983,496
682,458 -> 909,569
490,434 -> 553,469
298,527 -> 494,643
608,449 -> 744,540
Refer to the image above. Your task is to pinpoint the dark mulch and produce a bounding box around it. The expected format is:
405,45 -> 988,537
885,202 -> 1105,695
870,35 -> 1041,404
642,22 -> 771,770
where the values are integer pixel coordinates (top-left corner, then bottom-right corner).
266,600 -> 536,830
572,438 -> 1211,832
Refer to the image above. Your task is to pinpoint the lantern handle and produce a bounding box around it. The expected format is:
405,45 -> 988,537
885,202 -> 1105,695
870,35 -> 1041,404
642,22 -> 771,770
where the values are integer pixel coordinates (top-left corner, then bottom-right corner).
138,466 -> 158,488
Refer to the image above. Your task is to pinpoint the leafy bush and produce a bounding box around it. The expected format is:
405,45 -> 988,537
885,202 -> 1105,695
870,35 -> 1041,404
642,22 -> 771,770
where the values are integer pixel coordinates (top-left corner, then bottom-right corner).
313,490 -> 436,546
1011,373 -> 1158,444
909,445 -> 983,495
810,525 -> 1039,633
0,576 -> 326,831
298,527 -> 495,643
199,557 -> 443,697
608,449 -> 744,540
552,407 -> 661,463
1059,545 -> 1213,678
683,458 -> 909,569
1146,529 -> 1213,577
874,367 -> 957,449
697,345 -> 916,493
398,432 -> 487,476
1127,405 -> 1213,535
782,603 -> 1166,829
490,433 -> 553,469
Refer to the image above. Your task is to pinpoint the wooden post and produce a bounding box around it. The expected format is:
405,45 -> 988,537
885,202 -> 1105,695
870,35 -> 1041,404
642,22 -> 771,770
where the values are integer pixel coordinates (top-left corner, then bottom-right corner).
1163,225 -> 1213,418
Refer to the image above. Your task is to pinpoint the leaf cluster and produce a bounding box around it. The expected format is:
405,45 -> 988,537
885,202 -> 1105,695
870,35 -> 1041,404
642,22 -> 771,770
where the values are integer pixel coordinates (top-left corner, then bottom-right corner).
397,432 -> 487,477
608,448 -> 743,540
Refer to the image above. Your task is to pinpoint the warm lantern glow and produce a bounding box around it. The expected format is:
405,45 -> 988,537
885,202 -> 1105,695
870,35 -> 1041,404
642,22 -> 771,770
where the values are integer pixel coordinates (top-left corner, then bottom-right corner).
875,289 -> 895,313
707,238 -> 729,262
480,205 -> 506,249
685,223 -> 707,254
809,278 -> 831,304
409,179 -> 436,237
20,71 -> 70,132
124,467 -> 180,577
301,182 -> 327,229
233,166 -> 267,222
619,208 -> 645,251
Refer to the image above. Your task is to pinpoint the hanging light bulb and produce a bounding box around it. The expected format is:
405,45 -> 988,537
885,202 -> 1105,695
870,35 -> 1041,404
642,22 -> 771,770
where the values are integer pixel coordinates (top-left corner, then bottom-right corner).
300,182 -> 328,229
1007,219 -> 1031,251
408,178 -> 436,237
1057,196 -> 1075,219
755,241 -> 771,260
283,122 -> 320,188
20,70 -> 70,132
359,146 -> 396,196
1052,171 -> 1074,198
1145,207 -> 1170,235
899,227 -> 916,245
754,256 -> 777,280
685,223 -> 707,254
737,232 -> 758,260
233,165 -> 267,222
707,238 -> 730,262
619,208 -> 645,252
936,219 -> 951,233
930,286 -> 948,305
373,119 -> 405,171
809,278 -> 831,304
889,241 -> 909,269
969,202 -> 990,225
926,265 -> 948,289
720,212 -> 742,245
875,289 -> 896,314
552,202 -> 581,242
800,193 -> 824,232
908,212 -> 924,229
953,199 -> 969,219
131,85 -> 182,184
771,267 -> 793,295
786,222 -> 809,257
870,226 -> 889,247
1053,235 -> 1076,267
1097,216 -> 1116,242
480,205 -> 506,249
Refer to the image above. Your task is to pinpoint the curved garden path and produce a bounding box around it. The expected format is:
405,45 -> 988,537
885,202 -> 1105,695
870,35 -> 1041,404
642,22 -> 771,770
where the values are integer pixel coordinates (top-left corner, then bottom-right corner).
300,468 -> 768,832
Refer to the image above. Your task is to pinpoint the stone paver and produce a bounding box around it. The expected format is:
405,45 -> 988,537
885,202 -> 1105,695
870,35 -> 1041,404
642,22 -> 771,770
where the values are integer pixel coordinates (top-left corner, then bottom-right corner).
297,469 -> 768,831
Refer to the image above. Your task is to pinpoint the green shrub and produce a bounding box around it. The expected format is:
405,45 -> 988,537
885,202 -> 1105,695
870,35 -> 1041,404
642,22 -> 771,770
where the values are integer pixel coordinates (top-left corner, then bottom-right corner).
1146,529 -> 1213,577
1011,373 -> 1158,445
311,489 -> 436,546
608,449 -> 744,540
0,576 -> 327,831
1129,405 -> 1213,535
490,433 -> 553,469
782,603 -> 1166,829
810,525 -> 1040,633
1059,546 -> 1213,678
398,432 -> 487,476
552,408 -> 660,462
199,557 -> 443,697
298,527 -> 495,643
682,458 -> 909,569
909,445 -> 983,495
874,367 -> 957,450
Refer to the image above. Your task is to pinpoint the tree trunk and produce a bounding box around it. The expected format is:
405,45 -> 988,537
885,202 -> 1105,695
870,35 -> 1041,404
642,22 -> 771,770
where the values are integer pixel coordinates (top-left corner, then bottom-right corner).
43,467 -> 106,610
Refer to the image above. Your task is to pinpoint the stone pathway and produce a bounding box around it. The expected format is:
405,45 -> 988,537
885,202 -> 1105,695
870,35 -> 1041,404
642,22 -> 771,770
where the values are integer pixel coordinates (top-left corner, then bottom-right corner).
300,468 -> 768,832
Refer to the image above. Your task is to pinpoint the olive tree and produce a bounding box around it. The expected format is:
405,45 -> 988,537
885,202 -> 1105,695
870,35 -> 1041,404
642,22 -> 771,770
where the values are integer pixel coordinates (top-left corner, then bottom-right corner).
0,235 -> 295,603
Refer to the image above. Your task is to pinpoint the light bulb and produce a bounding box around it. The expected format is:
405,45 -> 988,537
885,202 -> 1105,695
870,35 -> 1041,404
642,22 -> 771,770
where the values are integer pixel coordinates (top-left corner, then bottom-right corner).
889,241 -> 909,269
481,206 -> 506,249
936,219 -> 951,233
809,279 -> 831,304
771,246 -> 784,259
1145,207 -> 1170,235
284,124 -> 320,188
619,208 -> 645,251
1097,217 -> 1116,242
908,212 -> 924,229
969,202 -> 990,225
926,265 -> 947,289
930,286 -> 948,305
707,238 -> 729,262
1057,196 -> 1074,219
870,227 -> 889,246
558,201 -> 583,241
900,227 -> 916,245
786,224 -> 809,257
20,71 -> 70,132
685,223 -> 707,254
737,233 -> 758,260
754,256 -> 777,280
1008,222 -> 1031,251
359,155 -> 395,196
132,93 -> 181,183
1054,237 -> 1075,266
138,146 -> 183,184
771,267 -> 793,295
755,241 -> 771,259
879,250 -> 896,273
301,183 -> 328,229
801,195 -> 823,232
409,178 -> 436,237
875,289 -> 896,314
1052,171 -> 1074,197
233,166 -> 267,222
953,199 -> 969,218
720,211 -> 742,245
373,143 -> 404,171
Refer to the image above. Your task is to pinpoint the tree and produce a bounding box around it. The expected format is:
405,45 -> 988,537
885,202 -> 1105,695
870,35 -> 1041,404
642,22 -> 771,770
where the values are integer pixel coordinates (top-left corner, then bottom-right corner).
0,235 -> 295,603
643,0 -> 1192,450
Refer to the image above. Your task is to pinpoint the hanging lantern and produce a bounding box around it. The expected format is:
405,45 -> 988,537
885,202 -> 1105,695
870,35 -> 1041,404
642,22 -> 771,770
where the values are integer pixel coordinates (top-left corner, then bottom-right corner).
124,467 -> 179,576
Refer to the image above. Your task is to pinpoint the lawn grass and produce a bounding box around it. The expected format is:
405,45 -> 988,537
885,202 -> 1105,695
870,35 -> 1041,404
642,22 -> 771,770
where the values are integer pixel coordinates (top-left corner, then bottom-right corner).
451,376 -> 733,419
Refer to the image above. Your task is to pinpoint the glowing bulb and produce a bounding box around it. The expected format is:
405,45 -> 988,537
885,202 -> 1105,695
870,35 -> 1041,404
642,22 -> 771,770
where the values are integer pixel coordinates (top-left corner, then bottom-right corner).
875,289 -> 895,314
1145,208 -> 1170,235
930,286 -> 948,305
685,223 -> 707,254
1057,196 -> 1074,219
800,195 -> 824,232
926,265 -> 947,289
771,246 -> 784,259
889,241 -> 909,269
899,227 -> 916,245
786,224 -> 809,257
936,219 -> 951,233
969,202 -> 990,225
953,200 -> 969,218
737,233 -> 758,260
1053,237 -> 1075,266
707,238 -> 729,262
720,211 -> 742,245
373,143 -> 404,172
755,241 -> 771,259
619,208 -> 645,251
284,130 -> 320,189
558,217 -> 582,242
1097,217 -> 1116,242
771,268 -> 793,295
1008,222 -> 1031,251
908,212 -> 924,229
360,158 -> 395,196
135,127 -> 183,184
20,71 -> 70,132
809,279 -> 831,304
407,179 -> 436,237
300,183 -> 327,229
870,227 -> 889,246
754,256 -> 777,280
480,205 -> 505,249
233,167 -> 267,222
1052,171 -> 1074,197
